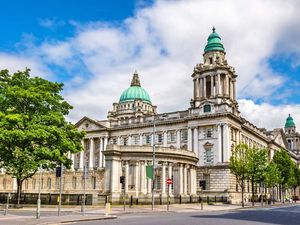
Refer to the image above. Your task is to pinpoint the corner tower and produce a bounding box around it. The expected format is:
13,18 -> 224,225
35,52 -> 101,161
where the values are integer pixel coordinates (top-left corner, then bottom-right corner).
108,71 -> 157,124
190,28 -> 239,115
284,114 -> 300,154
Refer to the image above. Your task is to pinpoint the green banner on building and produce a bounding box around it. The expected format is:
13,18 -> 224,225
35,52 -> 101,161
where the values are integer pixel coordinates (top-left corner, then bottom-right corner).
146,165 -> 153,179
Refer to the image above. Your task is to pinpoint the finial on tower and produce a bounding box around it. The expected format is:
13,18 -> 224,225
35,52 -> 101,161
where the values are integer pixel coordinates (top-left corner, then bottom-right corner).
212,26 -> 216,33
131,71 -> 141,87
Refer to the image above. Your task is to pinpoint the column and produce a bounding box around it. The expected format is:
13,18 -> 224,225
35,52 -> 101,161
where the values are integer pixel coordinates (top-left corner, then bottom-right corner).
199,78 -> 203,98
210,75 -> 214,98
135,161 -> 139,197
163,131 -> 168,147
196,78 -> 200,99
79,140 -> 84,170
193,79 -> 196,99
217,125 -> 222,163
183,165 -> 187,195
203,76 -> 206,98
168,163 -> 173,195
233,80 -> 236,100
193,127 -> 198,157
139,134 -> 143,146
140,161 -> 146,194
117,136 -> 121,145
187,127 -> 193,151
179,164 -> 183,195
103,137 -> 108,167
162,162 -> 166,195
223,124 -> 230,161
99,138 -> 103,168
70,153 -> 75,170
225,75 -> 229,96
176,130 -> 181,149
217,73 -> 221,96
128,135 -> 132,145
89,138 -> 94,169
230,80 -> 234,100
125,161 -> 129,193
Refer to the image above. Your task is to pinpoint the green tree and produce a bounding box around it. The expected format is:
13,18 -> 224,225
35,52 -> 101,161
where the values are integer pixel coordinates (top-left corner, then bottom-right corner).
273,149 -> 295,202
290,163 -> 300,200
264,161 -> 282,202
246,147 -> 268,206
0,69 -> 84,207
229,143 -> 249,207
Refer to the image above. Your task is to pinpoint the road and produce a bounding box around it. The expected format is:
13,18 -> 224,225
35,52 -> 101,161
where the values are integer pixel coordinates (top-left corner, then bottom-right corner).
72,205 -> 300,225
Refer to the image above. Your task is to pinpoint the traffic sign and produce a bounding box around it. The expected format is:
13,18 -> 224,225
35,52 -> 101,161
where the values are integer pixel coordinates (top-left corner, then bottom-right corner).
167,178 -> 173,185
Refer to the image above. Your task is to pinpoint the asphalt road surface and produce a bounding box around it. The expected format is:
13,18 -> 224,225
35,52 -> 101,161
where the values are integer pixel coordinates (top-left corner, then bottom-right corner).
71,205 -> 300,225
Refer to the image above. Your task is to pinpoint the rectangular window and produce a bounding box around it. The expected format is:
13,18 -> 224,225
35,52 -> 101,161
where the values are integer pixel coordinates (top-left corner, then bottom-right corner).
168,131 -> 176,143
204,127 -> 213,138
133,135 -> 140,145
181,130 -> 188,143
203,174 -> 210,190
113,138 -> 117,144
32,179 -> 36,190
47,178 -> 51,189
204,148 -> 213,164
157,133 -> 163,144
145,134 -> 151,145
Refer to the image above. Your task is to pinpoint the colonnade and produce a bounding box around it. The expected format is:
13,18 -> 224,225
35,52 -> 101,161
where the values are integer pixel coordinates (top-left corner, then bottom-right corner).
121,161 -> 197,196
70,136 -> 108,170
193,73 -> 236,101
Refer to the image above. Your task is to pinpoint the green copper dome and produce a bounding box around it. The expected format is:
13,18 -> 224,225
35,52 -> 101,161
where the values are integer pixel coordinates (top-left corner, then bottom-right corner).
204,27 -> 225,53
285,114 -> 296,128
119,72 -> 152,104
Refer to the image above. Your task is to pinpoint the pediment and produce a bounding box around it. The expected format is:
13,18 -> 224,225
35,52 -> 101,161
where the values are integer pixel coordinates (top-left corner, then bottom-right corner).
203,141 -> 214,148
272,129 -> 288,149
75,116 -> 108,132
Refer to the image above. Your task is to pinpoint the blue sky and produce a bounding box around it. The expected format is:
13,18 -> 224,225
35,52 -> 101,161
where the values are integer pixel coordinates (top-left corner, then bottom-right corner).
0,0 -> 138,49
0,0 -> 300,129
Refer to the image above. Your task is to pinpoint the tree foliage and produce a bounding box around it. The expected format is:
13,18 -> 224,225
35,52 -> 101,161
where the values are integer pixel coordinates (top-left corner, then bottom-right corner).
0,69 -> 84,206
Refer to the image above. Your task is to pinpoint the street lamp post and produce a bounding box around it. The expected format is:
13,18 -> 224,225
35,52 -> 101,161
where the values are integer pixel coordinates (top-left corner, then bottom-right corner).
36,166 -> 42,219
152,115 -> 156,211
58,163 -> 63,216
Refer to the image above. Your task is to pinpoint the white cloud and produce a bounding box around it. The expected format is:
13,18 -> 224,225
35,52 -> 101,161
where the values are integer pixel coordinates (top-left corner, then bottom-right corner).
1,0 -> 300,131
239,99 -> 300,131
0,53 -> 50,78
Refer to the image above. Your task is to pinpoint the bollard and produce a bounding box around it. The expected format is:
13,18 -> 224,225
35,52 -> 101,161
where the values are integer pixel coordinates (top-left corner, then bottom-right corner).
201,198 -> 203,210
207,196 -> 209,204
215,196 -> 217,203
105,203 -> 111,216
130,195 -> 133,208
180,195 -> 182,204
190,195 -> 192,204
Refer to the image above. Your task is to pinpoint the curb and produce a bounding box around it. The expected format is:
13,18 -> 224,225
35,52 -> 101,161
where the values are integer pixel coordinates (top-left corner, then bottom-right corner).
38,215 -> 117,225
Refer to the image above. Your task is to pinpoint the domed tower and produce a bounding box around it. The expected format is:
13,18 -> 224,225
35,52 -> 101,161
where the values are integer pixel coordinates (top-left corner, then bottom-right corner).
108,71 -> 157,124
285,114 -> 296,134
190,27 -> 239,116
284,114 -> 299,154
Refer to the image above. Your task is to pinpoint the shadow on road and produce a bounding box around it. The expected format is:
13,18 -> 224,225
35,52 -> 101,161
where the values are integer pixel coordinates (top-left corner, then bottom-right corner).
191,208 -> 300,225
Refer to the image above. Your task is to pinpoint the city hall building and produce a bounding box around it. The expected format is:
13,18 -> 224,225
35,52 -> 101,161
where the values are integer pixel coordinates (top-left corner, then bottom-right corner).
0,28 -> 299,205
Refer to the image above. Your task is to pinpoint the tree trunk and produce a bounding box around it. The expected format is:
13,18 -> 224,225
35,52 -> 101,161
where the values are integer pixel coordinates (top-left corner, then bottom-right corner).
251,180 -> 254,206
241,180 -> 244,207
16,179 -> 23,208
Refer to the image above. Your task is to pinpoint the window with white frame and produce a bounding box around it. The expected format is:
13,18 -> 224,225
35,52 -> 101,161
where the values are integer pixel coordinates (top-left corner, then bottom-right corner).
204,127 -> 213,138
157,133 -> 163,144
144,134 -> 151,145
133,135 -> 139,145
204,148 -> 213,164
181,130 -> 188,143
168,131 -> 176,143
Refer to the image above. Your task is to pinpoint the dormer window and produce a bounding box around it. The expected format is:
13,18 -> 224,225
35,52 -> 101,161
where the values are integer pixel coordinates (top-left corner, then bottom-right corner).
209,57 -> 213,64
203,104 -> 211,113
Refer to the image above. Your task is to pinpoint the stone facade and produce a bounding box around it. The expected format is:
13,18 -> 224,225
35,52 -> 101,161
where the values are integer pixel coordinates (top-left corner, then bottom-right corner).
0,28 -> 299,205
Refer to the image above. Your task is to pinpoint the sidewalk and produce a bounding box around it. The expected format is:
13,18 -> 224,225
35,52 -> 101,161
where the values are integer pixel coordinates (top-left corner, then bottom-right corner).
0,202 -> 298,225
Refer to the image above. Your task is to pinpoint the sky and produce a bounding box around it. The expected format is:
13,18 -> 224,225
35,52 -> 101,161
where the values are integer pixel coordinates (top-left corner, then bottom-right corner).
1,0 -> 300,130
